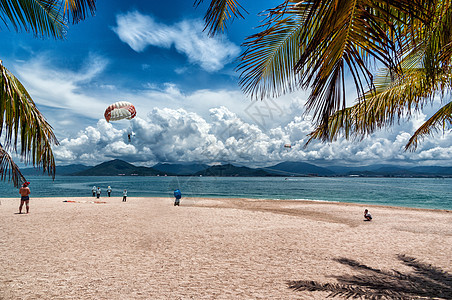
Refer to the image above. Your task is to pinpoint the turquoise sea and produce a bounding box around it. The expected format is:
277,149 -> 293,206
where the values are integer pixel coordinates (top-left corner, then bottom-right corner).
1,176 -> 451,210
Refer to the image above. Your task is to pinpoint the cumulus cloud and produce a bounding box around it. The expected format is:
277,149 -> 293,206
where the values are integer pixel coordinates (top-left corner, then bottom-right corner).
112,11 -> 240,72
53,106 -> 452,167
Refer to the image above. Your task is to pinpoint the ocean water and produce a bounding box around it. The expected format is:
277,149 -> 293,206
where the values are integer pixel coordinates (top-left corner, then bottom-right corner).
1,176 -> 451,210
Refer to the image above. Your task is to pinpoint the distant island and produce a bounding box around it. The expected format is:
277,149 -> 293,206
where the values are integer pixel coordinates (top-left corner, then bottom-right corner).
19,159 -> 452,178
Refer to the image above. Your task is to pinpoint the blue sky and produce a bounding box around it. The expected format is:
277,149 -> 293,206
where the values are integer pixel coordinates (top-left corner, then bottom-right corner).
2,1 -> 451,168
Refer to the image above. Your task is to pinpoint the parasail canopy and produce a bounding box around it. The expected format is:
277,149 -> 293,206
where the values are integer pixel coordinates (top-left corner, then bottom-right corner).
104,101 -> 136,122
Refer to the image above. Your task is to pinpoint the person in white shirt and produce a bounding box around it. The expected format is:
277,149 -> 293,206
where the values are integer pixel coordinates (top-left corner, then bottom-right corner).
96,187 -> 101,199
122,189 -> 127,202
364,209 -> 372,221
107,186 -> 112,197
92,186 -> 96,197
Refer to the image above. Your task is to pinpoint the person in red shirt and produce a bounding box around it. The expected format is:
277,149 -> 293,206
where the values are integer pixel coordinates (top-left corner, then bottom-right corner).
19,182 -> 31,214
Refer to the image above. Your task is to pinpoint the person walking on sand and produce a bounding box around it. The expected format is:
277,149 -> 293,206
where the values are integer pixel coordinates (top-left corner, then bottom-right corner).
122,189 -> 127,202
364,209 -> 372,221
96,187 -> 101,199
174,189 -> 181,206
19,182 -> 31,214
92,185 -> 97,197
107,186 -> 112,197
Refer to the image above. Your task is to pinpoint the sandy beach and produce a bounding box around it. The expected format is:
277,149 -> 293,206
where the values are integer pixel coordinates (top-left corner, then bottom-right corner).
1,196 -> 451,299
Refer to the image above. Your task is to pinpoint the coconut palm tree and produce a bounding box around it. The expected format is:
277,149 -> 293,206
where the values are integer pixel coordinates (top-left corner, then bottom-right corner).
198,0 -> 452,150
0,0 -> 96,187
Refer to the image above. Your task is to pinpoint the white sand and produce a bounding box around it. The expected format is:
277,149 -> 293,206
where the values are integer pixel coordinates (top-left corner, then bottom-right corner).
1,197 -> 451,299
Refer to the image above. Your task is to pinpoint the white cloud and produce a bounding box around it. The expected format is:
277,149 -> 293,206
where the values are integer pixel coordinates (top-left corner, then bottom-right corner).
112,11 -> 240,72
53,106 -> 452,167
13,54 -> 109,119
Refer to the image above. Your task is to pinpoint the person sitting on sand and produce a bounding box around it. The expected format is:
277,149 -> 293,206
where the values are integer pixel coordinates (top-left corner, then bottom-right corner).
364,209 -> 372,221
174,189 -> 181,206
122,189 -> 127,202
19,182 -> 31,214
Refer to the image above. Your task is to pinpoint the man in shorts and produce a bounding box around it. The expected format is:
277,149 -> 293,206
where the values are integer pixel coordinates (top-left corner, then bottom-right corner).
19,182 -> 31,214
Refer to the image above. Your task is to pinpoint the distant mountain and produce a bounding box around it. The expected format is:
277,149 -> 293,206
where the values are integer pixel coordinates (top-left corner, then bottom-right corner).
194,164 -> 270,177
21,159 -> 451,177
326,164 -> 403,175
152,163 -> 208,175
263,161 -> 335,176
72,159 -> 168,176
409,166 -> 452,175
57,164 -> 92,175
327,164 -> 452,177
20,164 -> 91,176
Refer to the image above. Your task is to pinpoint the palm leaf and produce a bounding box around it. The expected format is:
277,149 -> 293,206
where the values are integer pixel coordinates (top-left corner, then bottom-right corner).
0,60 -> 58,182
306,1 -> 452,149
406,101 -> 452,150
238,0 -> 427,125
237,2 -> 306,100
0,0 -> 65,38
0,0 -> 96,39
0,143 -> 26,188
61,0 -> 96,24
195,0 -> 246,36
306,65 -> 438,144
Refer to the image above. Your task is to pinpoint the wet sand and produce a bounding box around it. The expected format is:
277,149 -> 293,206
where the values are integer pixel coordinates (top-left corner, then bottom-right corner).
1,196 -> 451,299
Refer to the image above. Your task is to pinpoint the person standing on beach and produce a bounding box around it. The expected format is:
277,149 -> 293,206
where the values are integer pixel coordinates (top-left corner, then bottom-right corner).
107,186 -> 112,197
174,189 -> 181,206
19,182 -> 31,214
96,187 -> 101,199
92,186 -> 97,197
122,189 -> 127,202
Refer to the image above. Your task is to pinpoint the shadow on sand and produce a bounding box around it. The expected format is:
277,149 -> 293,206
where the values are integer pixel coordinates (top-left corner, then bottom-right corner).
288,254 -> 452,299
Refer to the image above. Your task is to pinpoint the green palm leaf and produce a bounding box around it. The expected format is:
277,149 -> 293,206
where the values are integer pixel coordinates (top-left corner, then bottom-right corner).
238,3 -> 305,100
406,101 -> 452,150
0,144 -> 26,187
0,0 -> 96,39
0,0 -> 64,38
307,1 -> 452,149
0,60 -> 58,185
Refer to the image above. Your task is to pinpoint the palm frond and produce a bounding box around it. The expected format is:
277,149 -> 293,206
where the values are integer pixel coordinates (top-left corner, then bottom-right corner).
61,0 -> 96,24
306,64 -> 440,144
0,0 -> 96,38
295,0 -> 425,126
406,101 -> 452,150
0,144 -> 26,188
195,0 -> 246,36
306,1 -> 452,150
238,3 -> 305,100
0,0 -> 65,38
0,60 -> 58,180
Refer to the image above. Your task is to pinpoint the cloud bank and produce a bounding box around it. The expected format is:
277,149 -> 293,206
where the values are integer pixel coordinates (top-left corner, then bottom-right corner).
53,106 -> 452,167
113,11 -> 240,72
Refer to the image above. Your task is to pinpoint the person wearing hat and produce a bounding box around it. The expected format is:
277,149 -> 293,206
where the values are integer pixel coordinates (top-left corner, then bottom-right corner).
19,182 -> 31,214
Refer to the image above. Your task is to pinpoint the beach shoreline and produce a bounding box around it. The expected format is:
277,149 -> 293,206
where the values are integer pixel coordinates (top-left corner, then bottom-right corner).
1,197 -> 451,299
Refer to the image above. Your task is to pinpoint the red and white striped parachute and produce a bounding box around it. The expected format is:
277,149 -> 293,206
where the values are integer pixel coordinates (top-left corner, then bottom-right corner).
104,101 -> 136,122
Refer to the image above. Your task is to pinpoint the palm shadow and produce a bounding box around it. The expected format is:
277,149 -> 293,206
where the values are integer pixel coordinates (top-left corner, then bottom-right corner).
288,254 -> 452,299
